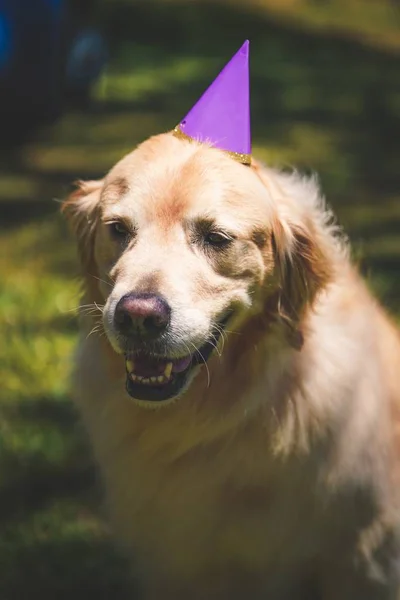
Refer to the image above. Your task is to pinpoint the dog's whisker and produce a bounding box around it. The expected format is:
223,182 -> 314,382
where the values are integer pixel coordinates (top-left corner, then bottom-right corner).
79,311 -> 102,320
68,302 -> 106,314
80,307 -> 102,315
66,305 -> 94,314
78,303 -> 104,309
206,332 -> 222,358
93,301 -> 105,313
90,273 -> 115,288
181,340 -> 193,361
189,342 -> 211,388
209,334 -> 223,358
211,324 -> 231,355
72,302 -> 106,319
209,341 -> 221,358
86,326 -> 100,340
85,316 -> 105,340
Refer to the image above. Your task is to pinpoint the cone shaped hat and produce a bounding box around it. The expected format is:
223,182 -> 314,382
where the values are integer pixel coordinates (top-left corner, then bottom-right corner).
174,40 -> 251,165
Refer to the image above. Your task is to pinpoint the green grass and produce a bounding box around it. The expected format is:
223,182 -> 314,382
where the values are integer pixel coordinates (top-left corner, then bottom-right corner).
0,219 -> 134,598
0,0 -> 399,597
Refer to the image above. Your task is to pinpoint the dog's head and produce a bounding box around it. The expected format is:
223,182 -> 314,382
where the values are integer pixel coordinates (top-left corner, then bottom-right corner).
63,133 -> 334,406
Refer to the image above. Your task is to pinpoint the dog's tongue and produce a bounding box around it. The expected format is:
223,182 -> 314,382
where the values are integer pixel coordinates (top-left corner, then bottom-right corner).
171,355 -> 192,373
131,355 -> 192,377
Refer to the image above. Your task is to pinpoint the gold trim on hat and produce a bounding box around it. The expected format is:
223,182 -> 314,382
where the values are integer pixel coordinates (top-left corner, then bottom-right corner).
172,126 -> 251,166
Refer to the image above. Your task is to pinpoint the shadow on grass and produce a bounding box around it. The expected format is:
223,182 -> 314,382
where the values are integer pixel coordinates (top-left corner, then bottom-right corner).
0,535 -> 134,600
0,394 -> 135,599
0,395 -> 92,522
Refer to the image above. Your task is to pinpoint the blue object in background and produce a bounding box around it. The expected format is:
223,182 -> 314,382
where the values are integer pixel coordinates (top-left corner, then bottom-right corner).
66,27 -> 107,91
0,0 -> 107,141
0,9 -> 12,72
0,0 -> 66,126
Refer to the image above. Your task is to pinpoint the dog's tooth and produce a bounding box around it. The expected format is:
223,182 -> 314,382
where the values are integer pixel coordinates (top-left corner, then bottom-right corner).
141,377 -> 150,384
126,359 -> 135,373
150,376 -> 158,383
157,375 -> 164,383
164,362 -> 173,379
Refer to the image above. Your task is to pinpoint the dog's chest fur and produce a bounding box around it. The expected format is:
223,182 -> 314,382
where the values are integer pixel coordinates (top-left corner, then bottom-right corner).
96,413 -> 326,578
75,339 -> 352,580
71,286 -> 400,598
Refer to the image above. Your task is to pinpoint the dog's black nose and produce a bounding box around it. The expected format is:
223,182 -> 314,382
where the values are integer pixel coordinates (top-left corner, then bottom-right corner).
114,293 -> 171,339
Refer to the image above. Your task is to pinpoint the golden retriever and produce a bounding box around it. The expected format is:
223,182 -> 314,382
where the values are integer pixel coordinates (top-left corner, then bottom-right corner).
62,133 -> 400,599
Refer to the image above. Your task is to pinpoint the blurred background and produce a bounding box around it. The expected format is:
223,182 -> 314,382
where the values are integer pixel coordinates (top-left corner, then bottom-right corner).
0,0 -> 399,598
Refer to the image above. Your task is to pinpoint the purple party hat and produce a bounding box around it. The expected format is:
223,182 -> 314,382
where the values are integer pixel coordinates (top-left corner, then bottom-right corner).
173,40 -> 251,165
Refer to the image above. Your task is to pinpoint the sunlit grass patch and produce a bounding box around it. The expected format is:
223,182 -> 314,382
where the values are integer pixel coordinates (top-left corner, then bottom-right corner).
180,0 -> 400,52
95,50 -> 218,103
0,217 -> 80,402
0,215 -> 82,500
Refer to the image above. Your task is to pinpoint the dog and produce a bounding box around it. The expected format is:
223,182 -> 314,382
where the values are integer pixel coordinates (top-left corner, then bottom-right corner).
62,132 -> 400,599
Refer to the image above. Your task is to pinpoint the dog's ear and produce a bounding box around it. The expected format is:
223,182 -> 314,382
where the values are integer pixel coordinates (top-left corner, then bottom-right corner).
252,161 -> 334,348
271,214 -> 332,338
61,179 -> 103,271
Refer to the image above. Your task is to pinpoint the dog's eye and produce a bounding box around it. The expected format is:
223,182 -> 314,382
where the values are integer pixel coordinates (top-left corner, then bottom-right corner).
204,231 -> 232,247
108,221 -> 130,240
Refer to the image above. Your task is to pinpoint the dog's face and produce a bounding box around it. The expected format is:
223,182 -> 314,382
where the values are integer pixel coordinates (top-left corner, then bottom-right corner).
64,134 -> 330,406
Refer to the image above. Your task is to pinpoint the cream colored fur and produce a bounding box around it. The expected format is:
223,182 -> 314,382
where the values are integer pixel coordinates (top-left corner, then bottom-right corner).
63,133 -> 400,599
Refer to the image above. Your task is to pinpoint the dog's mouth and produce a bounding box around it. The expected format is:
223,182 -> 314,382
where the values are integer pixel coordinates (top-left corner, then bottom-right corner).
125,353 -> 196,403
124,314 -> 231,403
